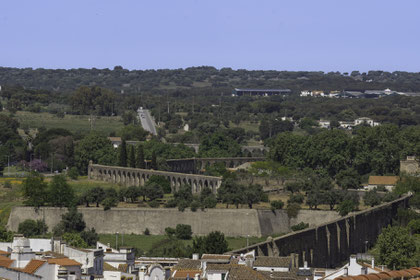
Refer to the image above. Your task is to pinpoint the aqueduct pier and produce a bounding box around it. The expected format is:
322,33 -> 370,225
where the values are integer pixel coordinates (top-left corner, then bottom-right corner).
88,162 -> 222,194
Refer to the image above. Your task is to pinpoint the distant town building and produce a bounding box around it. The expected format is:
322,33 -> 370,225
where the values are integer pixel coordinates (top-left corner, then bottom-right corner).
400,156 -> 420,175
233,88 -> 292,97
366,176 -> 399,191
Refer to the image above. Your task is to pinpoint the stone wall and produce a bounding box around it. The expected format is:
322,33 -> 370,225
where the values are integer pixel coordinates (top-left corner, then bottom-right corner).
229,195 -> 410,268
8,207 -> 339,237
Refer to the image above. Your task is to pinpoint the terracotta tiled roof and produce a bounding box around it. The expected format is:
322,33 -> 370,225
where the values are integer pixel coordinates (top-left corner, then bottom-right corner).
259,268 -> 313,280
228,265 -> 267,280
0,256 -> 13,268
174,259 -> 201,270
171,269 -> 202,279
334,267 -> 420,280
206,263 -> 231,271
22,260 -> 45,274
103,262 -> 119,271
47,258 -> 81,267
201,254 -> 231,260
368,176 -> 398,185
108,137 -> 122,142
0,250 -> 10,256
254,256 -> 291,268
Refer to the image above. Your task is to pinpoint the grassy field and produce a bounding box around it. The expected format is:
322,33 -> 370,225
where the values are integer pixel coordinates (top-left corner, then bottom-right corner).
98,233 -> 266,254
0,178 -> 24,227
10,111 -> 124,135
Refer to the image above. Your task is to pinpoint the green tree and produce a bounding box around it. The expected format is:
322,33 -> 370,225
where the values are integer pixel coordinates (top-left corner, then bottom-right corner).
74,133 -> 116,174
18,219 -> 48,237
192,231 -> 229,255
62,232 -> 88,248
128,145 -> 136,168
270,200 -> 284,210
150,150 -> 158,170
147,175 -> 171,194
80,228 -> 99,246
55,207 -> 86,234
243,184 -> 264,209
48,175 -> 76,207
89,187 -> 106,207
175,224 -> 193,240
217,179 -> 244,208
68,167 -> 78,180
22,172 -> 48,208
119,139 -> 127,167
337,199 -> 357,216
377,226 -> 416,269
364,190 -> 382,207
336,169 -> 361,189
144,181 -> 164,201
136,145 -> 145,169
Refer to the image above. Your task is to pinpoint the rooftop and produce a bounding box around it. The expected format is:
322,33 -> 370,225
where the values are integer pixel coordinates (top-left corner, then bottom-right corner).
254,256 -> 292,268
334,267 -> 420,280
171,269 -> 202,279
174,259 -> 201,270
0,256 -> 13,268
368,176 -> 399,185
47,258 -> 82,267
22,259 -> 45,274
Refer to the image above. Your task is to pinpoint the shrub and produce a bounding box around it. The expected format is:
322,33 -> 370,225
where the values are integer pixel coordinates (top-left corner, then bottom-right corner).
190,200 -> 200,212
175,224 -> 192,240
165,199 -> 178,208
165,227 -> 176,237
288,193 -> 304,204
148,200 -> 160,208
291,222 -> 309,231
286,203 -> 301,218
103,197 -> 118,210
177,200 -> 189,212
202,196 -> 217,209
18,219 -> 48,237
68,167 -> 79,180
270,200 -> 284,210
3,180 -> 12,189
144,228 -> 150,235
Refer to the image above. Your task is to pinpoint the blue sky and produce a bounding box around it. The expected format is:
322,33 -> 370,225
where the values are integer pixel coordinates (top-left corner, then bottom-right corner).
1,0 -> 419,72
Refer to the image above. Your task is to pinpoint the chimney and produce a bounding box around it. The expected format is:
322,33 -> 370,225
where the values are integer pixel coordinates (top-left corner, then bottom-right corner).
371,258 -> 375,269
304,261 -> 308,269
192,253 -> 199,260
344,267 -> 348,276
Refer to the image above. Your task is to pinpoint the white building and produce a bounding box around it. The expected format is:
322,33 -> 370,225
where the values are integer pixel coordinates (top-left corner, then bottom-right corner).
318,120 -> 331,129
317,255 -> 384,280
354,117 -> 380,127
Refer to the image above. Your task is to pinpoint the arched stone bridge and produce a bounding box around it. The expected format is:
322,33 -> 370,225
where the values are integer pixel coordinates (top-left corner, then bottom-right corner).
166,157 -> 266,174
88,162 -> 222,194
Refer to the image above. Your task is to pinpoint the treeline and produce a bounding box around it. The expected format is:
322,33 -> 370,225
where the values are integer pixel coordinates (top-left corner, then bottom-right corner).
268,124 -> 420,177
2,66 -> 420,93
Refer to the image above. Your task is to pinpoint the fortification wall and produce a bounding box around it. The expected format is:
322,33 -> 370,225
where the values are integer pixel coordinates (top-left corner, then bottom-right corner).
229,196 -> 410,268
8,207 -> 340,237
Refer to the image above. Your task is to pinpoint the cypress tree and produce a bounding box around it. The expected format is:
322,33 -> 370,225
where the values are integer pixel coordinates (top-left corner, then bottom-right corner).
119,139 -> 127,167
150,150 -> 157,170
129,145 -> 136,168
136,145 -> 145,169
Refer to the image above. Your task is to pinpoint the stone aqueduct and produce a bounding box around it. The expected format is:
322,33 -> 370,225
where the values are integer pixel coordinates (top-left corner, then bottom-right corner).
88,162 -> 222,194
165,157 -> 265,174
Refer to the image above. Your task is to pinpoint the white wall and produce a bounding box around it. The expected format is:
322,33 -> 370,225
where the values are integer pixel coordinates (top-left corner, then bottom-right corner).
0,266 -> 41,280
29,238 -> 52,252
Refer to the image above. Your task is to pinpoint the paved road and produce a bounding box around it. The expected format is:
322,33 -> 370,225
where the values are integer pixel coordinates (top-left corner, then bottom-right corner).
137,108 -> 157,135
